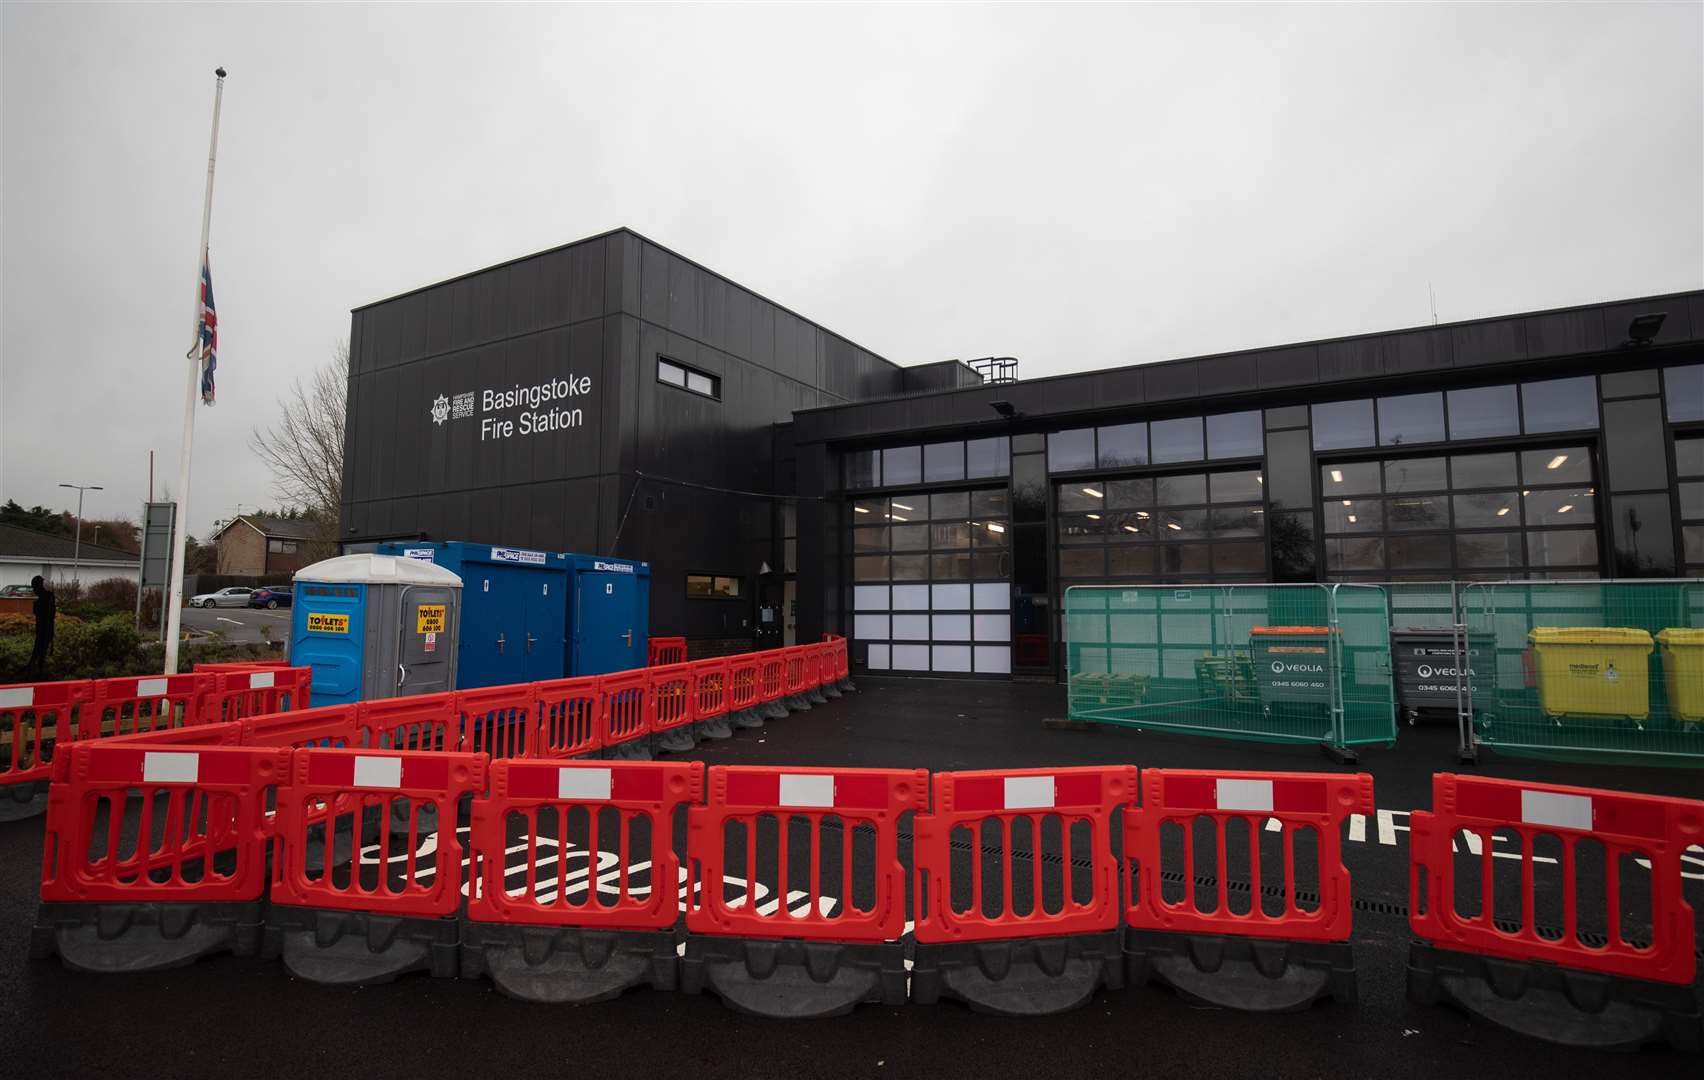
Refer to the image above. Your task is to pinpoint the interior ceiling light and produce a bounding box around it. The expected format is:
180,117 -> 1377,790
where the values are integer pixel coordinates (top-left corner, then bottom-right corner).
1342,500 -> 1353,506
887,514 -> 907,521
1347,515 -> 1357,523
854,506 -> 870,514
1136,511 -> 1150,519
1086,513 -> 1101,520
1557,504 -> 1574,514
1256,475 -> 1263,484
1496,507 -> 1511,517
1251,508 -> 1264,514
1166,522 -> 1183,531
892,502 -> 913,511
1082,487 -> 1103,498
1547,455 -> 1568,470
1122,524 -> 1139,533
987,522 -> 1005,533
1522,489 -> 1531,496
1330,470 -> 1343,483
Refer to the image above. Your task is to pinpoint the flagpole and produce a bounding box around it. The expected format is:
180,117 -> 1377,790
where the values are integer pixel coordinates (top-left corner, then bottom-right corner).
163,67 -> 226,675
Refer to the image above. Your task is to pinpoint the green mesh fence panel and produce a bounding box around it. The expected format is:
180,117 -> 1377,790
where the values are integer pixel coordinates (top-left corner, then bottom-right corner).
1460,581 -> 1704,764
1065,584 -> 1396,751
1381,582 -> 1459,630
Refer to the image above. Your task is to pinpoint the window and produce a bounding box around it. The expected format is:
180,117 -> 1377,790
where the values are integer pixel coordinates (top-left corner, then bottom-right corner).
687,574 -> 742,598
657,356 -> 720,400
1321,444 -> 1600,579
1666,365 -> 1704,424
1521,376 -> 1597,433
267,539 -> 298,554
1150,417 -> 1204,463
1206,411 -> 1263,459
1447,385 -> 1520,440
965,436 -> 1010,479
1047,429 -> 1095,472
1096,423 -> 1147,467
924,441 -> 965,483
1678,436 -> 1704,575
1312,400 -> 1376,450
1378,393 -> 1445,447
845,449 -> 880,489
883,446 -> 922,486
1053,470 -> 1266,585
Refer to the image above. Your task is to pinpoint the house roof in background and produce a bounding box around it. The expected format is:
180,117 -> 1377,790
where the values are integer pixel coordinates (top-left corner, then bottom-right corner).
211,515 -> 319,543
0,523 -> 138,563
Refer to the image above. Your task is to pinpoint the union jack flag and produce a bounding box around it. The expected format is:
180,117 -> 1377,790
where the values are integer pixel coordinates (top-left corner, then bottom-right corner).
196,254 -> 217,404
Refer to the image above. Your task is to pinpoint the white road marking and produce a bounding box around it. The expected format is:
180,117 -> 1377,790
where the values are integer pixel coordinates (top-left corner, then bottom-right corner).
216,617 -> 243,626
1377,809 -> 1407,846
1348,814 -> 1366,843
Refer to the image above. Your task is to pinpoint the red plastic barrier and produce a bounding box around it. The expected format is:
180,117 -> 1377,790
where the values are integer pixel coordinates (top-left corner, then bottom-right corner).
455,685 -> 536,761
535,676 -> 602,758
87,673 -> 208,741
915,766 -> 1136,943
757,650 -> 786,703
193,660 -> 289,672
40,742 -> 286,903
1127,769 -> 1373,943
271,748 -> 485,918
649,664 -> 697,736
2,679 -> 94,788
726,654 -> 760,713
357,692 -> 456,752
240,704 -> 362,751
1409,774 -> 1702,986
686,765 -> 928,942
784,648 -> 808,695
469,759 -> 703,930
202,667 -> 310,723
822,635 -> 848,680
648,637 -> 688,667
692,658 -> 728,718
600,670 -> 650,747
101,720 -> 244,749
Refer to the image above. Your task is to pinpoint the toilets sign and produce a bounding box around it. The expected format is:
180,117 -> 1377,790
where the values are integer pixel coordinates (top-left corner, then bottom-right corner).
429,374 -> 595,442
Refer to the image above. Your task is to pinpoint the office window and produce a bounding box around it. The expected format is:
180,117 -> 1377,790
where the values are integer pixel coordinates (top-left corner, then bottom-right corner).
1666,365 -> 1704,424
687,574 -> 741,598
1312,399 -> 1376,450
1447,385 -> 1521,440
1521,376 -> 1597,433
1048,429 -> 1095,472
1053,470 -> 1266,585
883,445 -> 922,486
1378,393 -> 1445,447
1206,411 -> 1263,459
1096,423 -> 1147,467
924,441 -> 965,483
1150,417 -> 1204,463
657,356 -> 720,400
965,436 -> 1010,479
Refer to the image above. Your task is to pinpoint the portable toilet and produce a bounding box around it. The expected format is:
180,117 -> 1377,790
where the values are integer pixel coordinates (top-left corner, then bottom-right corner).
565,553 -> 651,676
288,553 -> 463,707
378,541 -> 568,690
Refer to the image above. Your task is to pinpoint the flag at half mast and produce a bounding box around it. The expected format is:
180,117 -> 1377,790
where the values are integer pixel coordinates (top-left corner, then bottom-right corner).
195,253 -> 217,404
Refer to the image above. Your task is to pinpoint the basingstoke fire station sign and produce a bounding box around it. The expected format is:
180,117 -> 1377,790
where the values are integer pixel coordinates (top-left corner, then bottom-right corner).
430,374 -> 594,442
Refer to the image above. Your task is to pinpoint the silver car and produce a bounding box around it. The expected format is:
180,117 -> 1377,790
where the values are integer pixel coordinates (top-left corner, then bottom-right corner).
190,586 -> 254,608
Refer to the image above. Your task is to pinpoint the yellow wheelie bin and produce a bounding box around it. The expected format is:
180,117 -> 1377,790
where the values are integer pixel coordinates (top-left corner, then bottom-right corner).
1528,627 -> 1653,721
1655,628 -> 1704,724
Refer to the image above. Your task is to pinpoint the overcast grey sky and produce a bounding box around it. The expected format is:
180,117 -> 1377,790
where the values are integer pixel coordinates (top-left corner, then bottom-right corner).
3,3 -> 1700,535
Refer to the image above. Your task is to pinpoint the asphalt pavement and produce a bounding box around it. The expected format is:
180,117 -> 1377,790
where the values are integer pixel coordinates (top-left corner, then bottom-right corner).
180,602 -> 291,644
5,676 -> 1704,1079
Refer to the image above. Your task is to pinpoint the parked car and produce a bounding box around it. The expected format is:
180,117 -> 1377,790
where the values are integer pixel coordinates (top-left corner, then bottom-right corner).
0,583 -> 35,598
248,586 -> 293,610
189,586 -> 253,608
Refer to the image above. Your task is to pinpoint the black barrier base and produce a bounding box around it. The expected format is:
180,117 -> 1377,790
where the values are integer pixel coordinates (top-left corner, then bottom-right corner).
461,923 -> 677,1004
820,682 -> 843,700
783,694 -> 814,713
912,932 -> 1123,1016
680,935 -> 907,1018
760,700 -> 789,722
0,778 -> 49,822
1408,942 -> 1702,1052
654,727 -> 696,755
837,677 -> 856,693
731,707 -> 766,729
1124,928 -> 1356,1012
807,687 -> 830,706
263,905 -> 459,985
1318,742 -> 1359,766
606,737 -> 654,761
695,714 -> 734,741
31,900 -> 262,972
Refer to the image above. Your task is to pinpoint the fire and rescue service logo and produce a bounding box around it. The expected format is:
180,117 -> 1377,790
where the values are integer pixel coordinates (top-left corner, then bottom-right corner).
430,394 -> 450,425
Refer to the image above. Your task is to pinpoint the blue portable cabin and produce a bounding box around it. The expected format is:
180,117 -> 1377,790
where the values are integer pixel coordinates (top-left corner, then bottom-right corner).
376,541 -> 568,690
288,553 -> 463,708
565,553 -> 650,676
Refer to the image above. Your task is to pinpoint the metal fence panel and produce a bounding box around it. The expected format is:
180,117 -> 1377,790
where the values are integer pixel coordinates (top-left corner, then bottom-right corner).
1065,584 -> 1395,754
1458,581 -> 1704,763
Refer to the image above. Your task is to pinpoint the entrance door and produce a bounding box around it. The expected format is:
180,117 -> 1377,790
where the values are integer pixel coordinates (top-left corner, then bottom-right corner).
576,571 -> 642,674
398,585 -> 456,697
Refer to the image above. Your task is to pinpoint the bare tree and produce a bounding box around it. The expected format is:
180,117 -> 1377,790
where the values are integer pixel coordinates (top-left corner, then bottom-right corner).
252,342 -> 348,555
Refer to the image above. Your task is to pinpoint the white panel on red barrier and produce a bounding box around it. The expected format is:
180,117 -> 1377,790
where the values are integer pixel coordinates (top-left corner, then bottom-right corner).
1004,775 -> 1055,810
1521,789 -> 1592,831
780,773 -> 834,808
249,671 -> 276,689
1216,778 -> 1275,813
559,766 -> 612,801
143,751 -> 199,784
353,755 -> 402,788
0,687 -> 34,708
137,677 -> 169,697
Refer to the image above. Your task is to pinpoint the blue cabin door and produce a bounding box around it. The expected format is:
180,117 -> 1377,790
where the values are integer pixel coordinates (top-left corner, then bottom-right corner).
575,571 -> 642,674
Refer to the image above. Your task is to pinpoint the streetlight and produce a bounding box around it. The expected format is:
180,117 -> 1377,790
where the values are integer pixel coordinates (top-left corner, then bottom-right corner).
58,482 -> 104,587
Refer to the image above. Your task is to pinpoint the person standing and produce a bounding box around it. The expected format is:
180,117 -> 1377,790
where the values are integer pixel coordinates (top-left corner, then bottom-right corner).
29,575 -> 55,678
